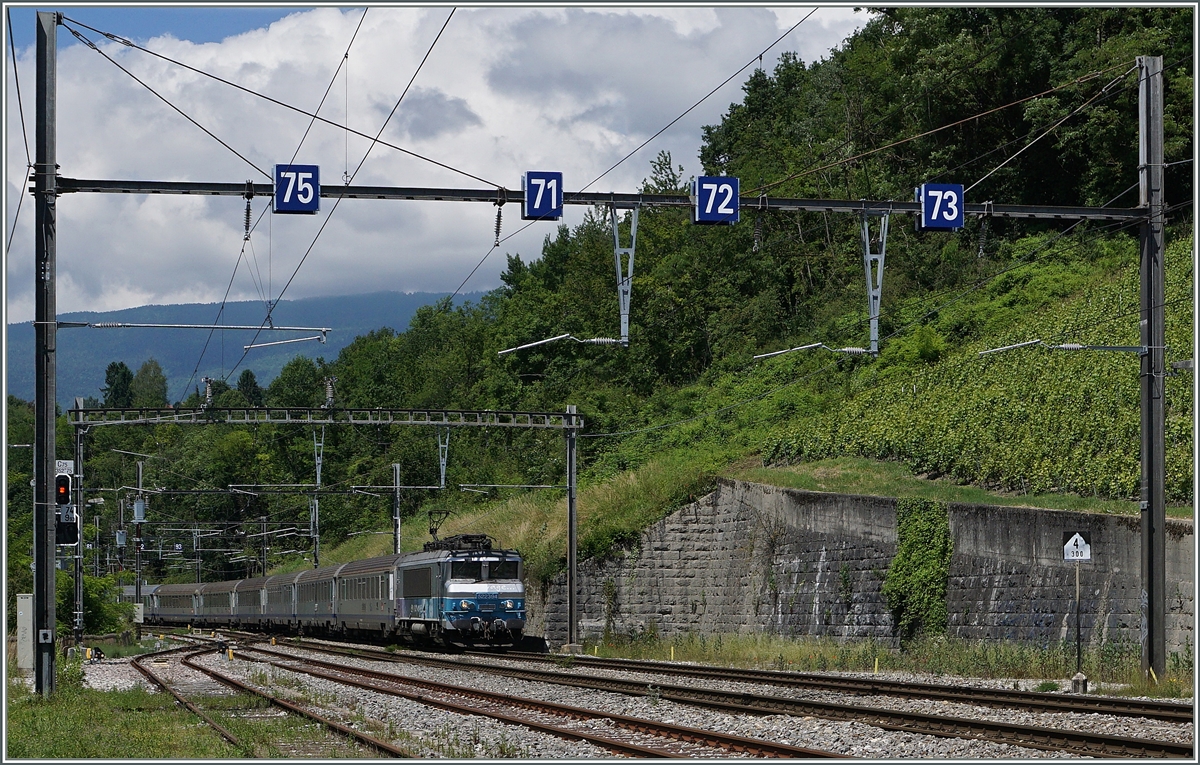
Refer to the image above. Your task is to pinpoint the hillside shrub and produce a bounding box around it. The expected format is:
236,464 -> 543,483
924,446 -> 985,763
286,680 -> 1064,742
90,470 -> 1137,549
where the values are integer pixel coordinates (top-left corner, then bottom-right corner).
882,498 -> 952,642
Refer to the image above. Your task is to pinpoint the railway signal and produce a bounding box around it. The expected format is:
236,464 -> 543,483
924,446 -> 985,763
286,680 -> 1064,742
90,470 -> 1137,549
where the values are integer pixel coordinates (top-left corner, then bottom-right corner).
55,473 -> 71,505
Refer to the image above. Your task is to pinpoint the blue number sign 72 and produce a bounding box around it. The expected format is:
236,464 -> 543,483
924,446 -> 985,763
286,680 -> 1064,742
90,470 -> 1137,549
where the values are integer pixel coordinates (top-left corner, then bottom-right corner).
693,176 -> 740,225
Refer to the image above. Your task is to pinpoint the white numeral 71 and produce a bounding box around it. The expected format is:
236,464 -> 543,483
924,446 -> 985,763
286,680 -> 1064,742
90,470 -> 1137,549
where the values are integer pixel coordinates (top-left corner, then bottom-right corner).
530,177 -> 557,210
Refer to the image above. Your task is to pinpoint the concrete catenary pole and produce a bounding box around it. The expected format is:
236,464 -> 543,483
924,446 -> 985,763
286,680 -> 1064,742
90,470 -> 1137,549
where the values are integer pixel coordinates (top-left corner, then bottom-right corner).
33,9 -> 60,696
1137,55 -> 1166,680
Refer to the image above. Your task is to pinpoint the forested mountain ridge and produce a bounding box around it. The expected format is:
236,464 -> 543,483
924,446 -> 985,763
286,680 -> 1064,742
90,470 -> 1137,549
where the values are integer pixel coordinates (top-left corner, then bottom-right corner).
5,291 -> 476,407
6,8 -> 1193,619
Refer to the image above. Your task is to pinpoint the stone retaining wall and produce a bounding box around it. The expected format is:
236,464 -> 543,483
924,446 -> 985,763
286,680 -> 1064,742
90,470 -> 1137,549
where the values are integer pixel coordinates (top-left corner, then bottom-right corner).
528,480 -> 1194,656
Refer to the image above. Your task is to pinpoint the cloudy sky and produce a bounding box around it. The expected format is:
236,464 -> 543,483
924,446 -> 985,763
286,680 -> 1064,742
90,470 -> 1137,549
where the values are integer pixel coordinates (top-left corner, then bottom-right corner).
5,5 -> 866,324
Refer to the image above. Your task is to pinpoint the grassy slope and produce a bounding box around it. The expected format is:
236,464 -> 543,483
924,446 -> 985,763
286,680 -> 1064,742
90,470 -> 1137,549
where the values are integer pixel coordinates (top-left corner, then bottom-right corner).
286,234 -> 1193,587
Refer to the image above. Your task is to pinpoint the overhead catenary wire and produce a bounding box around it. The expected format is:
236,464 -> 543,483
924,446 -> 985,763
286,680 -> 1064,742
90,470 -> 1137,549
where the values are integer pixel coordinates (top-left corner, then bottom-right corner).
59,14 -> 497,188
177,8 -> 368,402
965,65 -> 1137,194
5,7 -> 33,254
448,9 -> 821,302
65,26 -> 269,179
224,8 -> 457,381
581,191 -> 1165,440
748,60 -> 1134,197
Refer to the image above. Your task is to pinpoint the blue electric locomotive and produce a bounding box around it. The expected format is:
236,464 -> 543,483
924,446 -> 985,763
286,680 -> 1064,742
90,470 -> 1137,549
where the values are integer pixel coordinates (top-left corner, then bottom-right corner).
143,534 -> 526,648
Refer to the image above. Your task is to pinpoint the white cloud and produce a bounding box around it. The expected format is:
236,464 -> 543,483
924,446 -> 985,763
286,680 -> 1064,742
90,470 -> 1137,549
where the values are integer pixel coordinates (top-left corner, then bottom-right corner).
5,6 -> 865,323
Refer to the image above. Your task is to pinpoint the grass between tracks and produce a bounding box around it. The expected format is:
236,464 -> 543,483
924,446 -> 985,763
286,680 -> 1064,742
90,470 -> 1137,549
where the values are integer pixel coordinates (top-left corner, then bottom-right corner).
4,657 -> 385,758
581,631 -> 1194,698
5,660 -> 238,758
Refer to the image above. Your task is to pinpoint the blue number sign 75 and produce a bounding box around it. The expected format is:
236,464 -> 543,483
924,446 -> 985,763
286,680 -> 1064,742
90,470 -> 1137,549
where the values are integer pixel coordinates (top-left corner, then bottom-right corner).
275,164 -> 320,214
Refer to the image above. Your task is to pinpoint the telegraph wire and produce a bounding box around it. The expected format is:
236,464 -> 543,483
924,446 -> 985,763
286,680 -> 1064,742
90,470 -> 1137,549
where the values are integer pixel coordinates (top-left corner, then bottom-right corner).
224,8 -> 457,381
59,15 -> 498,188
448,9 -> 821,301
65,26 -> 270,179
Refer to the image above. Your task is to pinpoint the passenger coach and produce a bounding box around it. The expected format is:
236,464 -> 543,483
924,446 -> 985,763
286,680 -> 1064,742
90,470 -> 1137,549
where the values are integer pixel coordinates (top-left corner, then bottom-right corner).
143,535 -> 525,648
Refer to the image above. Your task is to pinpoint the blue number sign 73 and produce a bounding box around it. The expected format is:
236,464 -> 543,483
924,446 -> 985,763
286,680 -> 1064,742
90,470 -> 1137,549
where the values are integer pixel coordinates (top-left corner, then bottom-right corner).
693,176 -> 740,225
917,183 -> 964,230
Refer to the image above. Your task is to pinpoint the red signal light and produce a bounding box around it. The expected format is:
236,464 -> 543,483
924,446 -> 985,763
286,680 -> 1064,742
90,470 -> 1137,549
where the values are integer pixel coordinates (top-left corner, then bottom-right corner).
55,474 -> 71,505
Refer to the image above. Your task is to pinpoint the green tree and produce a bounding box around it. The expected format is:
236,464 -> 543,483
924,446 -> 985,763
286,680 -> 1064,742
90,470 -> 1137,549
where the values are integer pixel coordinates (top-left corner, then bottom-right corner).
237,369 -> 264,406
266,357 -> 323,407
101,361 -> 134,407
129,358 -> 168,407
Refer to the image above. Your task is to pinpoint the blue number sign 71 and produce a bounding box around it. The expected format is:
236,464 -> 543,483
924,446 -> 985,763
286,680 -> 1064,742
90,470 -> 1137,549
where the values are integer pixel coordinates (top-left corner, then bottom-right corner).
523,171 -> 563,220
917,183 -> 964,230
693,176 -> 740,225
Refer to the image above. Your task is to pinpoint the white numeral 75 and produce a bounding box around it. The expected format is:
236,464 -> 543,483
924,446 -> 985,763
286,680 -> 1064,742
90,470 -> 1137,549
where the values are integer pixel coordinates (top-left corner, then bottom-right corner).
279,171 -> 315,204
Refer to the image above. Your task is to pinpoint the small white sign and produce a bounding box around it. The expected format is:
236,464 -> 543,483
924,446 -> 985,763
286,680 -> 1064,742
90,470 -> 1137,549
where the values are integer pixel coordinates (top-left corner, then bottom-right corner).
55,460 -> 74,475
1063,531 -> 1092,561
133,604 -> 144,623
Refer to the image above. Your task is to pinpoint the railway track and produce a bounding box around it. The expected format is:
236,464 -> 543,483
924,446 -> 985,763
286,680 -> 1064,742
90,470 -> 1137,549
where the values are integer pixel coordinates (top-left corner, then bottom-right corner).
273,640 -> 1193,758
466,650 -> 1194,724
237,644 -> 846,758
179,650 -> 416,757
131,645 -> 245,752
126,634 -> 410,757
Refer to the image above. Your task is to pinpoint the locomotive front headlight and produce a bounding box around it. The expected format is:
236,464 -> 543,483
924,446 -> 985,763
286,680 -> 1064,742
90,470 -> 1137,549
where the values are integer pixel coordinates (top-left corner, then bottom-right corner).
460,599 -> 471,610
503,600 -> 514,609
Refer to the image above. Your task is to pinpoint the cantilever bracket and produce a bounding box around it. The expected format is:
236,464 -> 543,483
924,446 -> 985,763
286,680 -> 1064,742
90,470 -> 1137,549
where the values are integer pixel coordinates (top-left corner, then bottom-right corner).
610,203 -> 639,347
860,211 -> 889,356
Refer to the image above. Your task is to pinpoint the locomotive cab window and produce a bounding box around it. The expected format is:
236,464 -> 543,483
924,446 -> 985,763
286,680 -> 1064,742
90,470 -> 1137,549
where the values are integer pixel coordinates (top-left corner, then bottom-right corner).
491,559 -> 520,580
450,561 -> 483,581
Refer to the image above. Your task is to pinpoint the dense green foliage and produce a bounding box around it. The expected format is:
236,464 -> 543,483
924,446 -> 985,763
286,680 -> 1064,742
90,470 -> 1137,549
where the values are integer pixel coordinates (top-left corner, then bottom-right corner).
765,235 -> 1193,502
5,9 -> 1192,604
882,498 -> 953,641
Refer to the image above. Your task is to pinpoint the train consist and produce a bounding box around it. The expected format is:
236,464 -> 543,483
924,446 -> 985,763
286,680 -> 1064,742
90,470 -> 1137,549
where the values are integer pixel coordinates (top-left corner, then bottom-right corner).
143,535 -> 526,648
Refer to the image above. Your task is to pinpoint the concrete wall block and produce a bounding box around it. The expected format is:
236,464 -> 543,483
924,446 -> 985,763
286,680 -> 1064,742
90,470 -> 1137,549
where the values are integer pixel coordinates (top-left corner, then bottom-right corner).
532,480 -> 1192,652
